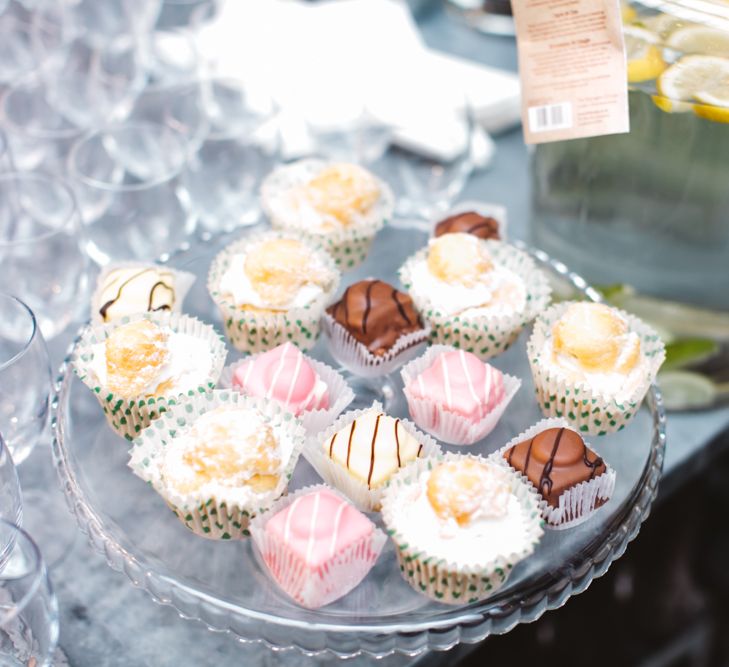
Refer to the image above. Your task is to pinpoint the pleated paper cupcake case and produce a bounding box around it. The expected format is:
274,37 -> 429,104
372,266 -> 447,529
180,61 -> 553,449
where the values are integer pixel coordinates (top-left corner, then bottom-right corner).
249,484 -> 387,608
218,354 -> 355,435
321,311 -> 431,379
399,344 -> 521,445
489,418 -> 617,530
380,453 -> 544,605
71,311 -> 227,441
303,402 -> 442,512
261,159 -> 394,270
399,240 -> 552,360
128,390 -> 307,540
527,301 -> 666,436
207,230 -> 340,353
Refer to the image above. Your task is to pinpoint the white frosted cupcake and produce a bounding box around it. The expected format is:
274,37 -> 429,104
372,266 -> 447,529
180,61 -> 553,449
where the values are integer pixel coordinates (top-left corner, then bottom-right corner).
528,301 -> 665,435
129,391 -> 306,539
91,262 -> 195,325
72,313 -> 227,440
218,342 -> 354,434
399,234 -> 551,359
260,159 -> 394,269
304,402 -> 441,512
207,230 -> 339,353
381,453 -> 543,604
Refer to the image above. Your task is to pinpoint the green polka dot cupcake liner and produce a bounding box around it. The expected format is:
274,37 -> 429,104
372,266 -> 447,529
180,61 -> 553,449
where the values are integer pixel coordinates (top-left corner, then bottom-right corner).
71,312 -> 227,442
399,240 -> 552,360
128,390 -> 307,540
260,158 -> 394,270
207,229 -> 340,353
380,452 -> 544,605
527,301 -> 665,436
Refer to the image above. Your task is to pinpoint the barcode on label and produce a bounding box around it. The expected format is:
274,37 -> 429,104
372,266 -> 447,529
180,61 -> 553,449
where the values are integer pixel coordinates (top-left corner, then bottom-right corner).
528,102 -> 573,132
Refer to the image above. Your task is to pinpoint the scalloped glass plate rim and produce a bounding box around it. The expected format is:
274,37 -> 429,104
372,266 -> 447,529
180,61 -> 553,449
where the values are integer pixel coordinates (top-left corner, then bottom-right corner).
50,231 -> 666,657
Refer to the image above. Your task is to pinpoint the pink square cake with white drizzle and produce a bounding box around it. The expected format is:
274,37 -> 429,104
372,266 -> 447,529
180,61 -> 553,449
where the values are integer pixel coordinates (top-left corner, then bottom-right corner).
233,342 -> 329,416
257,487 -> 383,608
408,349 -> 504,423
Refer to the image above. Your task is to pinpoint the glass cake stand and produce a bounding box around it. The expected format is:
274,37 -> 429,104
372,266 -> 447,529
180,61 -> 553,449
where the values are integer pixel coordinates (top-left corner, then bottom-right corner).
51,222 -> 666,659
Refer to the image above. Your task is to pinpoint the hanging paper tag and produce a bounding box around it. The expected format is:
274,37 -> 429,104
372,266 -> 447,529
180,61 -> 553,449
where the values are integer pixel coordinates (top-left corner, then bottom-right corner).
512,0 -> 630,144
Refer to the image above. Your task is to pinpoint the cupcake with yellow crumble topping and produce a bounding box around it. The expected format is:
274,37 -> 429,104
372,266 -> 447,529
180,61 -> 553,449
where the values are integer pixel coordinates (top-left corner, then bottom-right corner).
527,301 -> 665,435
381,453 -> 543,604
260,159 -> 393,269
72,312 -> 227,440
208,230 -> 339,353
399,234 -> 551,360
129,391 -> 306,539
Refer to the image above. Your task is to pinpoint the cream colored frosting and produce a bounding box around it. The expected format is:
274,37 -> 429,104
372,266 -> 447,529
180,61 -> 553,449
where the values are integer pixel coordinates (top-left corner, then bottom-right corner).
543,333 -> 648,398
263,160 -> 381,233
219,252 -> 327,311
159,406 -> 286,504
544,303 -> 648,399
393,468 -> 532,569
409,236 -> 526,318
90,328 -> 212,396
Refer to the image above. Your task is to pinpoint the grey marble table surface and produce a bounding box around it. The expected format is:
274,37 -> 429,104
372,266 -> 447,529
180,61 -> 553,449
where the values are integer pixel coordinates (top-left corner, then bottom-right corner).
19,4 -> 729,667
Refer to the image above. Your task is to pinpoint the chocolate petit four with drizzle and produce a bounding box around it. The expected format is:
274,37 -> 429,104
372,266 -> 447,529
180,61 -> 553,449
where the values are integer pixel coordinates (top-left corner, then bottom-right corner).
502,427 -> 607,507
326,279 -> 423,356
434,211 -> 500,241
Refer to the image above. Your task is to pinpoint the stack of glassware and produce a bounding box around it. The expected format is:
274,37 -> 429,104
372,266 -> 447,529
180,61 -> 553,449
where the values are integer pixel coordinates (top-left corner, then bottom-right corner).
0,1 -> 486,661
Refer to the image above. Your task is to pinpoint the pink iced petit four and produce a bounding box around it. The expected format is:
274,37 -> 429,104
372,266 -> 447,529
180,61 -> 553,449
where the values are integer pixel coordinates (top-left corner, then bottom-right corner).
409,349 -> 504,422
233,342 -> 329,416
250,486 -> 385,608
401,345 -> 521,445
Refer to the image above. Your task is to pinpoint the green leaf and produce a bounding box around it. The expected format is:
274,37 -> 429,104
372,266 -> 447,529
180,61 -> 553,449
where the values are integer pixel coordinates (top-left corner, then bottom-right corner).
662,338 -> 719,371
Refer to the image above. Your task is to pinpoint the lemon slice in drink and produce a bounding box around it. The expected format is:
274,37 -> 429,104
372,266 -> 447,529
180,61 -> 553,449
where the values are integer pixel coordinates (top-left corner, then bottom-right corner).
657,54 -> 729,120
667,25 -> 729,57
657,54 -> 729,99
621,2 -> 637,24
624,26 -> 666,82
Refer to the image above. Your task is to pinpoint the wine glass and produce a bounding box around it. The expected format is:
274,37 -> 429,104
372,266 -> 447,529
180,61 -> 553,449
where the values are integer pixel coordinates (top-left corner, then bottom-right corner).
0,294 -> 52,467
67,121 -> 194,264
0,172 -> 91,340
0,295 -> 78,568
32,2 -> 151,129
0,433 -> 22,530
130,30 -> 207,154
372,104 -> 475,222
173,78 -> 279,232
138,27 -> 201,90
35,0 -> 161,51
0,73 -> 86,174
303,102 -> 393,165
0,520 -> 59,667
0,5 -> 41,85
